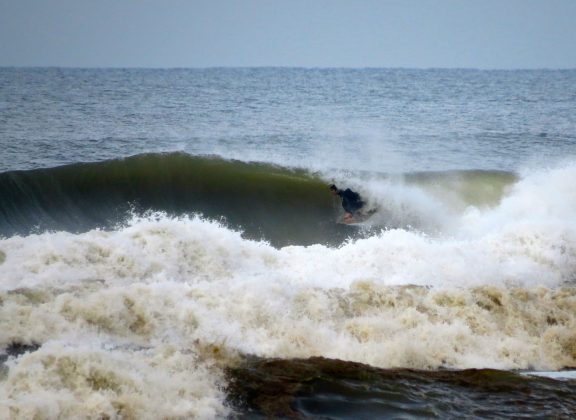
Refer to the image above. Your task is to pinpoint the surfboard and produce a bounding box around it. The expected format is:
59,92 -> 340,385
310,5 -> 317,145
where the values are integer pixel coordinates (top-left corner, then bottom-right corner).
337,209 -> 377,225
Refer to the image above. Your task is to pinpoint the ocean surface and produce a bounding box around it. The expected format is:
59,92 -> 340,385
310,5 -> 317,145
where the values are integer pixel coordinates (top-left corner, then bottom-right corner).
1,67 -> 575,418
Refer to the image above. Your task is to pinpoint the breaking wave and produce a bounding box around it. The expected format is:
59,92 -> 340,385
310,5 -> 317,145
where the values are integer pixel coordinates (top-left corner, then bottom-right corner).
1,156 -> 576,417
0,152 -> 517,246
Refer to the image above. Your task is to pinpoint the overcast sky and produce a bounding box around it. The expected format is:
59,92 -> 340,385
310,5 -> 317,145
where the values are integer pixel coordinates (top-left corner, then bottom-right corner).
1,0 -> 575,69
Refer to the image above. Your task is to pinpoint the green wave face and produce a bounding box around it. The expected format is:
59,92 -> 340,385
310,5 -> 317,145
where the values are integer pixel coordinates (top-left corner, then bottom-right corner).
0,153 -> 355,247
0,153 -> 518,247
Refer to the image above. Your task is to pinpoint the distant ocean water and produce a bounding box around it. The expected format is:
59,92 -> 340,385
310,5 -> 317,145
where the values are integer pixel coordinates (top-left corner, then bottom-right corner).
0,68 -> 575,418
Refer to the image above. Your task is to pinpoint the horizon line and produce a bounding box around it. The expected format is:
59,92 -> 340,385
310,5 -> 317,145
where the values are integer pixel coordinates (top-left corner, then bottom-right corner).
1,65 -> 575,72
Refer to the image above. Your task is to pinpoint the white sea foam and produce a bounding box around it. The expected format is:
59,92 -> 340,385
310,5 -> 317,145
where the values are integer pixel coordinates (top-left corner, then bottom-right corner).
1,162 -> 576,417
0,342 -> 227,419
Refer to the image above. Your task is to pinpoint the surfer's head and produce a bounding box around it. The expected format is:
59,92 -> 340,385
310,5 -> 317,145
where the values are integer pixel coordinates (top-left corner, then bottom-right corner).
329,184 -> 338,194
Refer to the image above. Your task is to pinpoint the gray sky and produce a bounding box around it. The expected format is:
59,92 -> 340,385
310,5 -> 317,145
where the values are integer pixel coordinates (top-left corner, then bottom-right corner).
1,0 -> 575,69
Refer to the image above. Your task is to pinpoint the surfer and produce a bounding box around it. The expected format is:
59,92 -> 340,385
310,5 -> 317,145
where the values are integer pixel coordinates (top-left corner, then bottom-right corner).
330,184 -> 365,223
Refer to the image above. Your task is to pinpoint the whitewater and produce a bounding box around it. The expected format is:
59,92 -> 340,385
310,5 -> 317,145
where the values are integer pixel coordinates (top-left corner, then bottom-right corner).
1,160 -> 575,417
1,68 -> 575,418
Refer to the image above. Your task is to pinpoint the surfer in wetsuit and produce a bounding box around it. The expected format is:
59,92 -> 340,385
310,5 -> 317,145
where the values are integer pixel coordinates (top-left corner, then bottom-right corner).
330,184 -> 364,223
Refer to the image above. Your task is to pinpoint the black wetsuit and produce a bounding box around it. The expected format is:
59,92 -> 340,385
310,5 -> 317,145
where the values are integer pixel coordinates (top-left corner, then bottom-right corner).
337,188 -> 364,214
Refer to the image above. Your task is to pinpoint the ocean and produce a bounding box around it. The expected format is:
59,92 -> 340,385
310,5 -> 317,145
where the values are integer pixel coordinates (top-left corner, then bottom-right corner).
0,67 -> 575,418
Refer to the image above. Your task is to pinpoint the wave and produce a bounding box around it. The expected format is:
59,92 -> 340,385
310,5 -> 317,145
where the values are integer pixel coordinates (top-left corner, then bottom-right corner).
227,356 -> 576,418
1,156 -> 576,417
0,153 -> 342,246
0,152 -> 518,246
